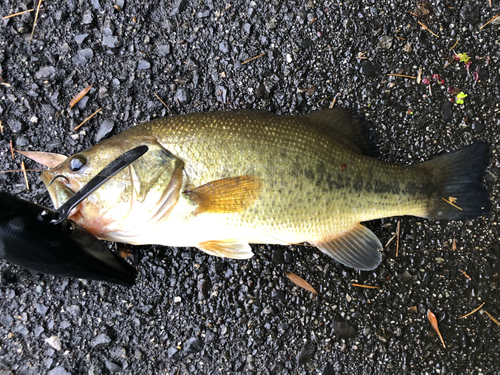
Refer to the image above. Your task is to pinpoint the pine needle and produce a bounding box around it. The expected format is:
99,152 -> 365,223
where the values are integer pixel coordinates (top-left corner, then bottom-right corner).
21,161 -> 30,190
0,120 -> 3,133
388,73 -> 417,79
417,21 -> 439,38
241,52 -> 265,65
460,302 -> 485,319
449,39 -> 460,51
351,283 -> 380,289
74,108 -> 102,131
396,220 -> 400,257
441,197 -> 463,210
154,91 -> 173,116
385,232 -> 397,247
3,9 -> 34,19
10,140 -> 14,159
483,310 -> 500,326
427,309 -> 446,348
460,269 -> 471,280
30,0 -> 44,40
479,14 -> 499,30
329,93 -> 340,108
285,272 -> 320,296
221,4 -> 233,13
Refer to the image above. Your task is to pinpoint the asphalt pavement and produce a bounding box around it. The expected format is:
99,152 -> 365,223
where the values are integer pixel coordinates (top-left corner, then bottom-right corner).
0,0 -> 499,374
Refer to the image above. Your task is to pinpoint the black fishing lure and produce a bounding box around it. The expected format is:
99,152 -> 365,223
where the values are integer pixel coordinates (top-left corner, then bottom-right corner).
0,145 -> 148,286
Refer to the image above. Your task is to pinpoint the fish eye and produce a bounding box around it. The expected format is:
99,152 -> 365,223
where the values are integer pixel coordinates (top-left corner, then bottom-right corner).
69,155 -> 87,172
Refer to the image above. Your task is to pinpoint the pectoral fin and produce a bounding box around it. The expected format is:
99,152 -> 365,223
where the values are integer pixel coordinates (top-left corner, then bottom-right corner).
312,224 -> 382,270
197,239 -> 254,259
184,176 -> 261,214
17,150 -> 68,168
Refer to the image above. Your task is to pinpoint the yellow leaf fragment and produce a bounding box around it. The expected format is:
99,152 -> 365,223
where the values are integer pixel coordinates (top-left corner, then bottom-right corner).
285,272 -> 319,296
69,84 -> 92,109
427,309 -> 446,348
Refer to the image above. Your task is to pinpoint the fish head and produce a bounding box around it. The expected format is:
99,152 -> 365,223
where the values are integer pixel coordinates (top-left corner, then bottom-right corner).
40,135 -> 184,240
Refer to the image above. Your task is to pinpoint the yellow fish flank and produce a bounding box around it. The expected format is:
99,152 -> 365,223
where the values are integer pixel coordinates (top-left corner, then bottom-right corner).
37,109 -> 490,270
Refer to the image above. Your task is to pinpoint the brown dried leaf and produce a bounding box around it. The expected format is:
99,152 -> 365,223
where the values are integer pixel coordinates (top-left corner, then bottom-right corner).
69,84 -> 92,109
285,272 -> 319,296
427,309 -> 446,348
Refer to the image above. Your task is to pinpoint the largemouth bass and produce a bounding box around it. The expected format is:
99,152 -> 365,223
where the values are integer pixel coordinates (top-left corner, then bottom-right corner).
32,109 -> 490,270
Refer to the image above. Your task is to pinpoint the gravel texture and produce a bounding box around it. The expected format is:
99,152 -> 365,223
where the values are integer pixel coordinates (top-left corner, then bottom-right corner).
1,0 -> 499,374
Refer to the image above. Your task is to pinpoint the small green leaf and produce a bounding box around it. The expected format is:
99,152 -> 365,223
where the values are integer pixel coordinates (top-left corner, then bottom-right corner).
456,91 -> 467,105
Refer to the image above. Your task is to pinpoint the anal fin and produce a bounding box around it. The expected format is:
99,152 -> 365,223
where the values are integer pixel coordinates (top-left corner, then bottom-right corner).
197,239 -> 254,259
312,223 -> 382,271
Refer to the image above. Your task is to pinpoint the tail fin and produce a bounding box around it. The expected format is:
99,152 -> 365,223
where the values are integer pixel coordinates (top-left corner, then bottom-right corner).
425,142 -> 490,220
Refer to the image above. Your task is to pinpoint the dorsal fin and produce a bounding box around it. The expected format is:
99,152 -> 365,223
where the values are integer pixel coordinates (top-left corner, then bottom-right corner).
301,109 -> 378,156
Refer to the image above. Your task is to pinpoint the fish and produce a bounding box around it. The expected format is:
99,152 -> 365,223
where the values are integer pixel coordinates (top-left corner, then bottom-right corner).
28,109 -> 490,271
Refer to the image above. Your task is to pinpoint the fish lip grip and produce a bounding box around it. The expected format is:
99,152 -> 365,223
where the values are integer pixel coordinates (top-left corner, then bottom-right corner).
0,145 -> 148,286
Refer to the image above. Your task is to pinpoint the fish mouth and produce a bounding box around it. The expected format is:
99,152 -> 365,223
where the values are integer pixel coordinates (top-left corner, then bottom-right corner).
41,171 -> 76,210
